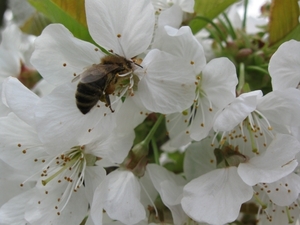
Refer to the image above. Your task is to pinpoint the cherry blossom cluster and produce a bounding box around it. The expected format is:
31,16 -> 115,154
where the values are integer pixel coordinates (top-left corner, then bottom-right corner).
0,0 -> 300,225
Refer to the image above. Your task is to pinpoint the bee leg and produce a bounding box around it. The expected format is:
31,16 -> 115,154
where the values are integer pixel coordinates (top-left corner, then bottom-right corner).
104,94 -> 115,113
109,105 -> 115,113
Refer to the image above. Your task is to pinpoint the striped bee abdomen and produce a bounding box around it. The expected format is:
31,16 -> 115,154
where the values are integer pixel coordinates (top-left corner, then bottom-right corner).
75,80 -> 105,114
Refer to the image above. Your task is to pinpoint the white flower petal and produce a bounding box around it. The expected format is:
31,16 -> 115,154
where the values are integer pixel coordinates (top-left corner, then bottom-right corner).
153,26 -> 206,75
41,189 -> 88,225
135,49 -> 195,114
147,164 -> 187,225
238,134 -> 300,186
118,97 -> 150,132
202,58 -> 238,109
139,172 -> 158,208
157,5 -> 183,28
213,91 -> 262,132
269,40 -> 300,90
0,25 -> 22,51
182,167 -> 253,225
35,83 -> 116,152
0,25 -> 24,79
147,164 -> 186,199
0,189 -> 35,224
259,204 -> 300,225
0,113 -> 46,172
0,84 -> 11,117
165,129 -> 192,149
90,191 -> 104,225
2,77 -> 39,127
257,88 -> 300,127
165,113 -> 192,148
262,173 -> 300,206
184,138 -> 216,181
32,79 -> 56,97
92,170 -> 146,225
25,187 -> 88,224
85,0 -> 155,58
31,24 -> 105,85
84,166 -> 106,204
189,97 -> 216,141
0,160 -> 33,206
160,181 -> 187,224
0,48 -> 20,79
89,129 -> 135,164
174,0 -> 194,13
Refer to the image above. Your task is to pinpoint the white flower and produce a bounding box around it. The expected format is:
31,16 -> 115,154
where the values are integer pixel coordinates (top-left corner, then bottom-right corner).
0,159 -> 34,208
268,40 -> 300,143
152,26 -> 237,148
30,0 -> 197,146
254,173 -> 300,207
91,163 -> 188,225
183,166 -> 253,225
2,77 -> 39,128
0,100 -> 135,225
226,3 -> 268,34
151,0 -> 195,43
181,134 -> 300,225
151,0 -> 194,14
163,33 -> 238,147
257,203 -> 300,225
32,0 -> 195,115
146,164 -> 187,225
212,88 -> 300,161
91,170 -> 146,225
268,40 -> 300,91
8,0 -> 36,26
0,25 -> 35,117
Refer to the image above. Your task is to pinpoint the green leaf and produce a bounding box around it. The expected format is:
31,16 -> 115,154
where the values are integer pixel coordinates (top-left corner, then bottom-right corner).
163,151 -> 185,174
270,24 -> 300,50
190,0 -> 238,33
268,0 -> 299,46
28,0 -> 94,43
20,12 -> 52,36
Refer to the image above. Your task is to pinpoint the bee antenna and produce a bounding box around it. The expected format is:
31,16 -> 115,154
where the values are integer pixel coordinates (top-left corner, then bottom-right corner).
133,62 -> 143,68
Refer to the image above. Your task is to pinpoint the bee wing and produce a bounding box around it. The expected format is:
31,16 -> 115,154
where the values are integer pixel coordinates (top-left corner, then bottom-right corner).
72,75 -> 81,83
78,64 -> 121,84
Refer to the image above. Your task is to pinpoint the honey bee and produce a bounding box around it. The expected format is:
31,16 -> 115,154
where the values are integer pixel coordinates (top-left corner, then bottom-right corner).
75,55 -> 133,114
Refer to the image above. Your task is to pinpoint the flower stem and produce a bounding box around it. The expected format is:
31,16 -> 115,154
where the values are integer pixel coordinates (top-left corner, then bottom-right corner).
221,12 -> 237,40
237,62 -> 245,94
143,114 -> 164,147
242,0 -> 249,30
151,137 -> 160,165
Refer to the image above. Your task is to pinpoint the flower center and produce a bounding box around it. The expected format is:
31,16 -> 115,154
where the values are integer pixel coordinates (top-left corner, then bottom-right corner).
41,146 -> 96,189
214,144 -> 248,167
212,110 -> 275,157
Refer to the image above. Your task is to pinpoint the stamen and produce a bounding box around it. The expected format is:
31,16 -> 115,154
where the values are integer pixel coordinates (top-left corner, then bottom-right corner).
253,110 -> 273,130
219,132 -> 227,146
117,70 -> 132,77
199,100 -> 206,126
140,181 -> 159,218
247,113 -> 256,131
129,75 -> 134,89
253,191 -> 267,209
252,115 -> 268,148
200,91 -> 213,110
211,132 -> 219,146
239,121 -> 245,138
285,206 -> 294,224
